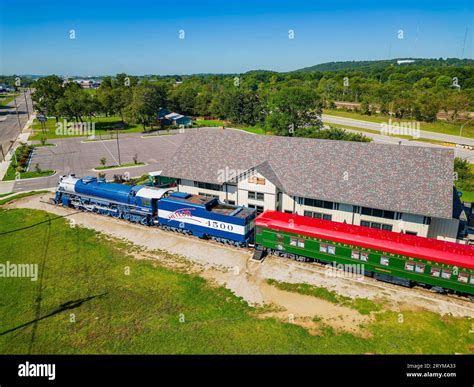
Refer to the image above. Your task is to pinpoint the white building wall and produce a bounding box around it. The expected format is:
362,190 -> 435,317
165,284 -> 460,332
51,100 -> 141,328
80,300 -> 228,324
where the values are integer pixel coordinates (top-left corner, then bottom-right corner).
237,172 -> 278,210
176,178 -> 458,241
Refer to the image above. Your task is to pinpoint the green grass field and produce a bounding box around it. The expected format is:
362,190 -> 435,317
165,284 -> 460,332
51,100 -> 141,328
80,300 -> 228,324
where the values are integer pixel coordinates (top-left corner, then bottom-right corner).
0,93 -> 19,106
324,109 -> 474,139
30,116 -> 145,141
0,208 -> 472,354
0,191 -> 50,205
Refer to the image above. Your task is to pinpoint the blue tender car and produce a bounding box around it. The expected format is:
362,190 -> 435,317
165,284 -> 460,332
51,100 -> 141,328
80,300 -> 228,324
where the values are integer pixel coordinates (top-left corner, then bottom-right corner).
158,192 -> 256,247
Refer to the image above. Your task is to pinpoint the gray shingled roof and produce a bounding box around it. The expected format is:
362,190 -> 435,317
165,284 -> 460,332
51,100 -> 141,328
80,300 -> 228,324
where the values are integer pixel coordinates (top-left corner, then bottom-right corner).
161,129 -> 455,219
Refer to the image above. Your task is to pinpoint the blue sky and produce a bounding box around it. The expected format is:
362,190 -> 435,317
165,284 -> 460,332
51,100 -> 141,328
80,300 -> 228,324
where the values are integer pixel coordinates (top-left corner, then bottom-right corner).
1,0 -> 473,75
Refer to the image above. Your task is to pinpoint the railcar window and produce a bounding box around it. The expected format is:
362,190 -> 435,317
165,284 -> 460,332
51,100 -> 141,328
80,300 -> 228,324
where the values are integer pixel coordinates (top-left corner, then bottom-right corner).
470,276 -> 474,285
431,267 -> 441,277
360,252 -> 369,261
290,238 -> 297,246
328,245 -> 336,255
256,227 -> 262,236
351,250 -> 360,259
415,263 -> 425,273
458,273 -> 468,283
380,256 -> 389,266
320,244 -> 328,253
297,239 -> 305,248
276,233 -> 283,242
405,261 -> 415,271
441,270 -> 451,280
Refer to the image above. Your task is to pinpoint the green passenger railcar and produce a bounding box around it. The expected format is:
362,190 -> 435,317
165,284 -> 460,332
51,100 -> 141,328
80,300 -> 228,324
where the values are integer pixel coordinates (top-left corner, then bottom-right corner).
254,211 -> 474,299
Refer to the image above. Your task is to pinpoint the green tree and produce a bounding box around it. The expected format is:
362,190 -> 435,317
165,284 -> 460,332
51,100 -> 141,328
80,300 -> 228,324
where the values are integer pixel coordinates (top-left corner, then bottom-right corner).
266,86 -> 322,136
31,75 -> 64,121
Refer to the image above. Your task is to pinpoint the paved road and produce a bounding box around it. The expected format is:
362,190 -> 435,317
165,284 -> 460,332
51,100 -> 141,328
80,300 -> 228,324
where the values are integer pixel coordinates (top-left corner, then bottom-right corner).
323,124 -> 474,163
322,114 -> 474,146
0,91 -> 33,159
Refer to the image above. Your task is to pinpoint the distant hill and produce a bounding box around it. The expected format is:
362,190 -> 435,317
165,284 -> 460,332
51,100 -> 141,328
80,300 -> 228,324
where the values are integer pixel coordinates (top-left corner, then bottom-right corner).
296,58 -> 473,73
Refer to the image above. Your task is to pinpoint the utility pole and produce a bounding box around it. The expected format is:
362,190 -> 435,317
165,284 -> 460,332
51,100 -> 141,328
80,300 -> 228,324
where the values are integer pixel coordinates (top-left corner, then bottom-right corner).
116,130 -> 121,166
23,89 -> 30,119
14,97 -> 22,131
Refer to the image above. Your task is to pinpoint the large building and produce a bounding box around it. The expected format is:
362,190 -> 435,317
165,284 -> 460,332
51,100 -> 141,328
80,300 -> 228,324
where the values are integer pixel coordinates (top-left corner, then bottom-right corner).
160,129 -> 466,242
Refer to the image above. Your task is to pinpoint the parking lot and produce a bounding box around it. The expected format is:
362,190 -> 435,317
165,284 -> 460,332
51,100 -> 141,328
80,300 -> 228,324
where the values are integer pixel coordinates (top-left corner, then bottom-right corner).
12,130 -> 193,192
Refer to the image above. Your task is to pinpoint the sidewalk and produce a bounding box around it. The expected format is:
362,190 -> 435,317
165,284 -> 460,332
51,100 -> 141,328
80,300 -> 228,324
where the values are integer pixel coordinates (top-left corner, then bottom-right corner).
0,114 -> 35,188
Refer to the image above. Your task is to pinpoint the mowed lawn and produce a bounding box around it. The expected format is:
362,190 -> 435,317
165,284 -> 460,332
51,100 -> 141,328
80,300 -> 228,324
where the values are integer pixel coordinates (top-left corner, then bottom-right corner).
30,116 -> 145,141
0,208 -> 472,354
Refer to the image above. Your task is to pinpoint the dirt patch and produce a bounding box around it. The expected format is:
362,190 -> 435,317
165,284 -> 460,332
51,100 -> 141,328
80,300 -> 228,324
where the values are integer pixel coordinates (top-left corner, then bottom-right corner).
258,281 -> 372,337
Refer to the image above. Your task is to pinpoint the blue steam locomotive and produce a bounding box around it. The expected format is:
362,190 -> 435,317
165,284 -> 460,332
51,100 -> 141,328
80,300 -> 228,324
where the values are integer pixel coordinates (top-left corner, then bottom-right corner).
54,175 -> 256,246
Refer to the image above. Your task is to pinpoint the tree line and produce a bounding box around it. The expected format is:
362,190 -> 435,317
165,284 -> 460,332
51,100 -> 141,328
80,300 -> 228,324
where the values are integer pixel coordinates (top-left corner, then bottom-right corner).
30,59 -> 473,137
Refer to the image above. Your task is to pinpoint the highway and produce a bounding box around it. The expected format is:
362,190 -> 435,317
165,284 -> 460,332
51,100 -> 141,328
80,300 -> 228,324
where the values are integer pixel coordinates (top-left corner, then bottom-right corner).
322,113 -> 474,146
0,90 -> 33,160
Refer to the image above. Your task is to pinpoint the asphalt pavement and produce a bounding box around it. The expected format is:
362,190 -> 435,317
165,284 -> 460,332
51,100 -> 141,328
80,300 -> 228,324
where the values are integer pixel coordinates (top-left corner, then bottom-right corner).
0,90 -> 33,160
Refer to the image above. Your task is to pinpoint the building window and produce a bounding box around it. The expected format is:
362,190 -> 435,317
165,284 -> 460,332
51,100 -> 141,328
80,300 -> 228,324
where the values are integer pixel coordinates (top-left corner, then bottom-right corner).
423,217 -> 431,225
304,210 -> 332,221
328,245 -> 336,255
360,207 -> 396,220
304,198 -> 333,210
405,261 -> 415,271
441,270 -> 451,280
284,210 -> 292,214
372,209 -> 383,218
458,273 -> 469,283
405,231 -> 417,236
352,206 -> 360,214
320,244 -> 328,253
415,263 -> 425,273
351,250 -> 360,259
431,267 -> 441,277
360,252 -> 369,262
227,200 -> 235,205
380,256 -> 390,266
360,220 -> 392,231
194,181 -> 222,191
248,191 -> 264,201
